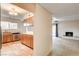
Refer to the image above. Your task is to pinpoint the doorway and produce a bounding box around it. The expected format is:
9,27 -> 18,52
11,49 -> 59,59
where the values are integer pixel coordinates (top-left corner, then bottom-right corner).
1,3 -> 34,56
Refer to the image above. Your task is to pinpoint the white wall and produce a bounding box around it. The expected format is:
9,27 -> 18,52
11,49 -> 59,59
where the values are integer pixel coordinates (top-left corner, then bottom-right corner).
58,20 -> 79,37
33,4 -> 52,56
52,20 -> 79,55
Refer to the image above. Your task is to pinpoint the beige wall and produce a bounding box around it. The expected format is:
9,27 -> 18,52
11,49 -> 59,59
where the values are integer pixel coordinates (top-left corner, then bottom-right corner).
33,4 -> 52,56
58,20 -> 79,37
0,22 -> 2,50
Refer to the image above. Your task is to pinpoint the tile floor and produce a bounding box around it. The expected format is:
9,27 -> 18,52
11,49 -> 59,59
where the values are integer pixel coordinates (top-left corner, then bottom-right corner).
1,37 -> 79,56
1,41 -> 33,56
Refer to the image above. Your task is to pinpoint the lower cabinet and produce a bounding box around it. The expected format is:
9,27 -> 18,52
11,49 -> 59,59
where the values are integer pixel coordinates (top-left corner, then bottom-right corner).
2,32 -> 33,49
30,37 -> 33,48
3,32 -> 20,43
21,34 -> 33,49
6,35 -> 13,42
12,34 -> 20,41
3,32 -> 13,43
3,35 -> 6,43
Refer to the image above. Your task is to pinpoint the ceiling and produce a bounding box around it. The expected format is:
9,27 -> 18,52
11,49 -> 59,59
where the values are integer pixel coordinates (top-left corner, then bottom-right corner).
1,3 -> 34,21
40,3 -> 79,21
1,3 -> 79,22
13,3 -> 36,13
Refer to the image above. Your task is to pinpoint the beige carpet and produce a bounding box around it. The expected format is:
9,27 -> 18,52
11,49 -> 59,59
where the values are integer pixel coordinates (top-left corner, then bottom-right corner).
52,37 -> 79,56
1,41 -> 33,56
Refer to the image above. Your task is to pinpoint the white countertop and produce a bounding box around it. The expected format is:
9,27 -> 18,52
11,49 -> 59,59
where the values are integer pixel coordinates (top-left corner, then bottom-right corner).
22,31 -> 33,35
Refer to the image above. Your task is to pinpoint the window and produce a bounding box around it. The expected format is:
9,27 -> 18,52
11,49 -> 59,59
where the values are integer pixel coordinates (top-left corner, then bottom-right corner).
1,21 -> 9,29
9,23 -> 17,29
1,21 -> 17,30
24,23 -> 33,32
26,26 -> 33,31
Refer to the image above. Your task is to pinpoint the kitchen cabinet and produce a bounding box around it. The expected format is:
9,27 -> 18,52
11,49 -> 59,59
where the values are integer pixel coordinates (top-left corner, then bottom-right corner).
30,37 -> 33,48
21,34 -> 33,49
3,32 -> 20,43
3,32 -> 13,43
12,33 -> 20,41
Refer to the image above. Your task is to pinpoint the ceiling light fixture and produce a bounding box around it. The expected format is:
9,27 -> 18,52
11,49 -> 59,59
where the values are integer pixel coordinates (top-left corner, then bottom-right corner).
9,8 -> 18,16
9,11 -> 18,16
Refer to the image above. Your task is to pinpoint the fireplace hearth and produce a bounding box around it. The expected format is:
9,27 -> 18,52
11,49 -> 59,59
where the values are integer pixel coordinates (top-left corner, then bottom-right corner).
62,32 -> 79,40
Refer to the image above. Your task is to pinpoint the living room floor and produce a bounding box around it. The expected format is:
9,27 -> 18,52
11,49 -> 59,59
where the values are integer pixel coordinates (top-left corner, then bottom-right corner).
1,41 -> 33,56
49,37 -> 79,56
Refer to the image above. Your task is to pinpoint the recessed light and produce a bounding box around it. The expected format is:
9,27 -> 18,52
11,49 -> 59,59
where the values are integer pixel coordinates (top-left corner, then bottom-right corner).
9,11 -> 18,16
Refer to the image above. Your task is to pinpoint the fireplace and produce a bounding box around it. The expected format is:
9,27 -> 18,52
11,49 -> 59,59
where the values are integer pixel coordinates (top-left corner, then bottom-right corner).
65,32 -> 73,37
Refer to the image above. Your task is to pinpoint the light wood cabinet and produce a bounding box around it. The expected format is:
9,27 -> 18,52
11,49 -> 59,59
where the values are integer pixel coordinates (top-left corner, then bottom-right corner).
3,32 -> 20,43
3,35 -> 7,43
6,35 -> 13,42
30,37 -> 33,48
3,32 -> 13,43
21,34 -> 33,49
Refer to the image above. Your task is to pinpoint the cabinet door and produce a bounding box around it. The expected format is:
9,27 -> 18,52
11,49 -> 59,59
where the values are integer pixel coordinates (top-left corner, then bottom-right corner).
3,35 -> 7,43
6,35 -> 13,42
21,34 -> 33,49
21,35 -> 27,44
26,35 -> 33,48
21,35 -> 33,48
30,38 -> 33,49
25,36 -> 31,47
21,35 -> 30,47
12,35 -> 16,41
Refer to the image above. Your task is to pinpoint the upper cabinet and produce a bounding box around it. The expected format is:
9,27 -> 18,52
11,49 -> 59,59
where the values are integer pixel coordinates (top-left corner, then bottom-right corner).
24,16 -> 34,25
